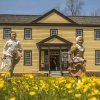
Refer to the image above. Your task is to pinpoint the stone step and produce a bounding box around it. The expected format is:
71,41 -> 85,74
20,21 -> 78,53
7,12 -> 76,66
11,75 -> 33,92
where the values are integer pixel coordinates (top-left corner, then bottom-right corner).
38,71 -> 70,77
50,71 -> 70,77
50,71 -> 61,73
50,71 -> 62,77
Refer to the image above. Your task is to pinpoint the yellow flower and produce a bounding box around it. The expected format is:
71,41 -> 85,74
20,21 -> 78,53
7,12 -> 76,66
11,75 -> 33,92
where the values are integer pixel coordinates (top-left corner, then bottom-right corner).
40,71 -> 44,75
29,91 -> 36,96
81,76 -> 87,82
91,89 -> 100,95
65,84 -> 71,89
88,93 -> 92,97
93,89 -> 99,95
53,84 -> 59,89
83,85 -> 89,92
88,97 -> 97,100
87,83 -> 92,87
68,90 -> 73,93
83,88 -> 88,92
1,73 -> 5,77
96,79 -> 100,85
24,85 -> 29,91
70,79 -> 75,83
0,79 -> 4,89
9,97 -> 15,100
13,87 -> 17,92
23,74 -> 34,78
6,72 -> 10,77
34,86 -> 38,90
75,94 -> 81,98
29,74 -> 34,78
57,77 -> 66,84
12,81 -> 16,85
40,80 -> 44,83
76,83 -> 83,89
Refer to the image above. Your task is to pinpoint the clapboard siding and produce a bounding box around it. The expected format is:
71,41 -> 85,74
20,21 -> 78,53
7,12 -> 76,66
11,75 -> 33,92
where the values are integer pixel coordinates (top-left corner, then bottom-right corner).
0,25 -> 100,73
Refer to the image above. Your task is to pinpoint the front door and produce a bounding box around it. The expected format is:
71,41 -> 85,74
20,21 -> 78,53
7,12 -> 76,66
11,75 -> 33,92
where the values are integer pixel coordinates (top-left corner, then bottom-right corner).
40,49 -> 69,71
50,50 -> 60,71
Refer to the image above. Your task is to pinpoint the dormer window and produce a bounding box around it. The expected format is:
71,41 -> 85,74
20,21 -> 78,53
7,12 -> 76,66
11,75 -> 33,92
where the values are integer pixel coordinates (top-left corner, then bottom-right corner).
50,29 -> 58,36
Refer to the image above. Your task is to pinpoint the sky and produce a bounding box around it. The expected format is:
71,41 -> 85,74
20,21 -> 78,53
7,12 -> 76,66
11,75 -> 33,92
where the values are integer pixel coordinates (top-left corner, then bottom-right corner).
0,0 -> 100,16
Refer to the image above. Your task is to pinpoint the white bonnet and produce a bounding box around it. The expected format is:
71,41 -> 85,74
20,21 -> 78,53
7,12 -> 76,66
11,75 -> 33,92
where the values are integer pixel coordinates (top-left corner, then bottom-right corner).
76,36 -> 82,42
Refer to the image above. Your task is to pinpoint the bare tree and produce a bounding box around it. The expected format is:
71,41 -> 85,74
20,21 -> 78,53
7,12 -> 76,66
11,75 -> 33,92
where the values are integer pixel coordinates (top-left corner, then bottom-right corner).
64,0 -> 84,16
91,9 -> 100,16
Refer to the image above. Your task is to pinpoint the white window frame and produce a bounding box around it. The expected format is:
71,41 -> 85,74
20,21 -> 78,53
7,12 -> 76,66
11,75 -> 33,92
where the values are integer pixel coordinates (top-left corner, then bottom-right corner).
24,50 -> 32,66
95,50 -> 100,65
50,29 -> 58,36
24,28 -> 32,39
95,29 -> 100,40
3,28 -> 11,39
76,29 -> 83,37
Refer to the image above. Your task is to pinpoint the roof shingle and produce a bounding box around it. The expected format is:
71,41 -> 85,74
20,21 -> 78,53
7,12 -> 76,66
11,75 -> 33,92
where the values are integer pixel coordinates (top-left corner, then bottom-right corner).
0,14 -> 100,25
0,14 -> 40,23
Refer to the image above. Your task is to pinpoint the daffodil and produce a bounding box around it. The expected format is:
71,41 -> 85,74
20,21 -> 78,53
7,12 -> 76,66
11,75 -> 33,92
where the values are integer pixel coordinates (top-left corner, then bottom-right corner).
88,97 -> 97,100
76,82 -> 83,89
83,85 -> 89,92
9,97 -> 15,100
13,87 -> 17,92
75,93 -> 81,98
29,91 -> 36,96
40,71 -> 44,75
1,73 -> 6,77
65,83 -> 71,89
68,90 -> 73,93
0,79 -> 4,89
91,89 -> 100,95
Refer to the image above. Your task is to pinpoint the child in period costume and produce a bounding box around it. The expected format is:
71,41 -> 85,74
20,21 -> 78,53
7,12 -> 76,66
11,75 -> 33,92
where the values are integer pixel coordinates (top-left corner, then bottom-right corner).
69,36 -> 86,83
1,31 -> 23,79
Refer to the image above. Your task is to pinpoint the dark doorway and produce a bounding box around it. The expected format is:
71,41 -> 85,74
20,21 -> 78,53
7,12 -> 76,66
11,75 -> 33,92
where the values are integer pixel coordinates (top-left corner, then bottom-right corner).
50,54 -> 60,71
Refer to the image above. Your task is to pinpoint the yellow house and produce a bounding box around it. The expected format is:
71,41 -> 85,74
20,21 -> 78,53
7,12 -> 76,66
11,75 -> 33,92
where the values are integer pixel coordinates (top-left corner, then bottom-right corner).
0,9 -> 100,75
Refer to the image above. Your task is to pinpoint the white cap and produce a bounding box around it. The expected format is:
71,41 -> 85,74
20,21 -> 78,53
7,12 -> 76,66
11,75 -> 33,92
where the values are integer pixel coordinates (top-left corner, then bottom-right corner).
76,36 -> 82,42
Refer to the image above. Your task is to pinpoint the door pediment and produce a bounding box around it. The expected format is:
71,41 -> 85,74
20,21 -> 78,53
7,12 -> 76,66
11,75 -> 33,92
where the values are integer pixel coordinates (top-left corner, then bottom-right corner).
37,35 -> 73,47
45,38 -> 65,44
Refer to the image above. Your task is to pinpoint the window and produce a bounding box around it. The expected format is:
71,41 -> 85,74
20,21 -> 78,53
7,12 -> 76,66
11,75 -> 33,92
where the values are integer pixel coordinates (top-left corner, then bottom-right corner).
3,28 -> 11,39
50,29 -> 58,36
95,50 -> 100,65
24,28 -> 32,39
94,29 -> 100,40
24,50 -> 32,66
76,29 -> 83,37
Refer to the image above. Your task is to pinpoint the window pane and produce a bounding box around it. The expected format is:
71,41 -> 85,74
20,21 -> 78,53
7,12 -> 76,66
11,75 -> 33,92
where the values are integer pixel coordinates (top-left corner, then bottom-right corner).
95,30 -> 100,39
51,29 -> 58,36
24,28 -> 32,39
24,51 -> 32,66
96,51 -> 100,64
3,28 -> 11,39
76,29 -> 83,37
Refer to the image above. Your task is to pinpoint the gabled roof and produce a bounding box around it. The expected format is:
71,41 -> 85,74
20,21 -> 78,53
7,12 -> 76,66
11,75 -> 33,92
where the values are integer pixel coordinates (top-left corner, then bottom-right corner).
0,14 -> 40,23
69,16 -> 100,25
0,9 -> 100,26
33,9 -> 76,24
37,35 -> 73,47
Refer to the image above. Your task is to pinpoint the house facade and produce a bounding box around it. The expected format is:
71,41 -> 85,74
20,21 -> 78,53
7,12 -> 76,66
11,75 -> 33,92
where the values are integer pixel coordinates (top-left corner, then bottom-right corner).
0,9 -> 100,74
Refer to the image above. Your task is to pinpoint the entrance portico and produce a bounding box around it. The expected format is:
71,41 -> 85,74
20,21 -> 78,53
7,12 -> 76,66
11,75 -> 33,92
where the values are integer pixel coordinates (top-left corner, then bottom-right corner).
37,35 -> 73,73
